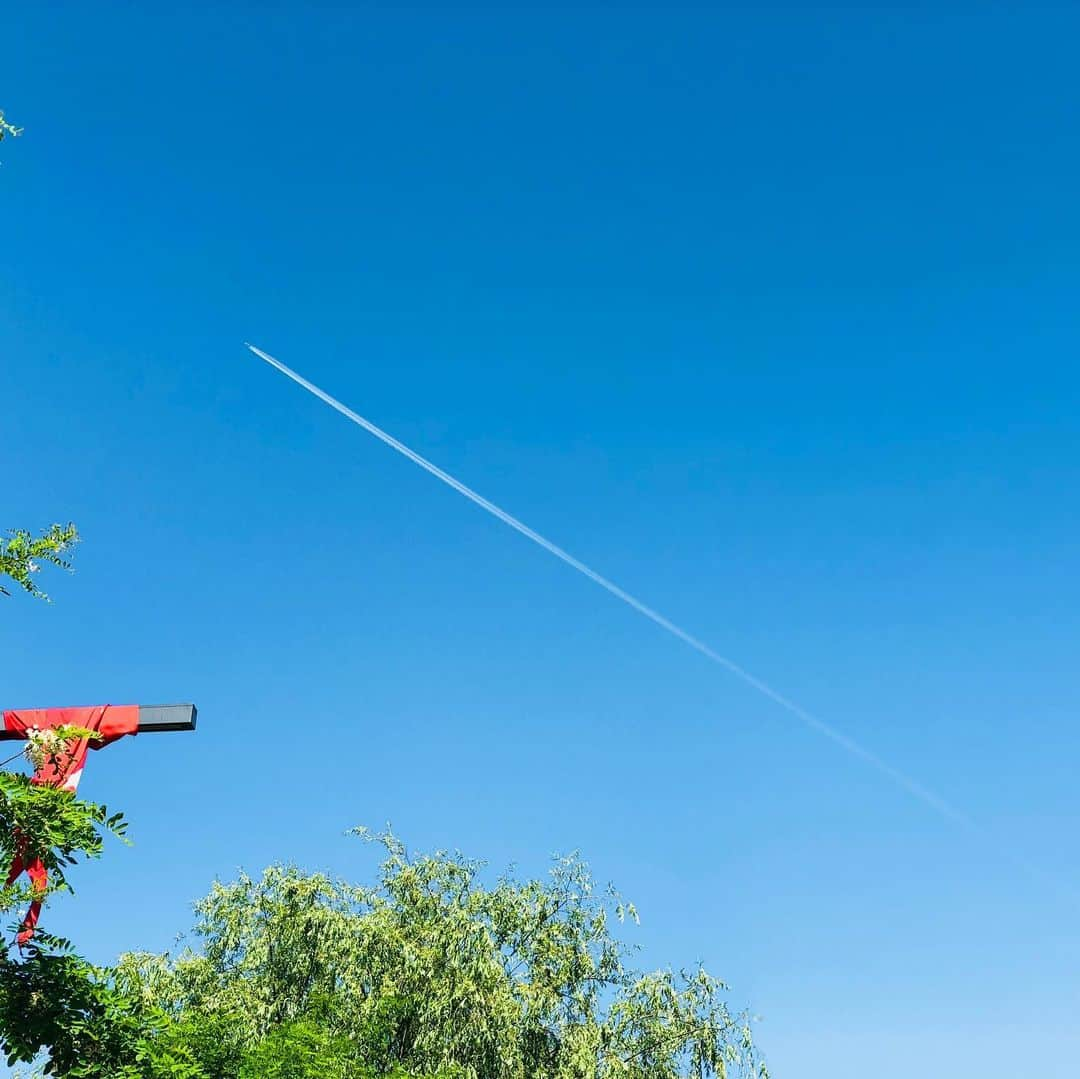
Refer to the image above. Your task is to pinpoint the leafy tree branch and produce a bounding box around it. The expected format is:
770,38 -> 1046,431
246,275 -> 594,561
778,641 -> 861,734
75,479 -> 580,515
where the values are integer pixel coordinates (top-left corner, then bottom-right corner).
0,525 -> 79,602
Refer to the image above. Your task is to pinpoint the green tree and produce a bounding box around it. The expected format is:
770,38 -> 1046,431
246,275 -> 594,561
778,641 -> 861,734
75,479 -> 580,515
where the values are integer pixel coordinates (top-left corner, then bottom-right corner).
117,830 -> 767,1079
0,716 -> 133,1075
0,819 -> 768,1077
0,776 -> 136,1075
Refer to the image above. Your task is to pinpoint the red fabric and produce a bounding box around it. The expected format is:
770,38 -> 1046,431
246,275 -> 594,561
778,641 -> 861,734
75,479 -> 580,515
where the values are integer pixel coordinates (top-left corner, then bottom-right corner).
2,705 -> 138,944
4,848 -> 47,945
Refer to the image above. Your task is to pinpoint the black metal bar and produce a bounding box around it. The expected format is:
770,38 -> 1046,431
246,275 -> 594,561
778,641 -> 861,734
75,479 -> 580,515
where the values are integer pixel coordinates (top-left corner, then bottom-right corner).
137,704 -> 198,733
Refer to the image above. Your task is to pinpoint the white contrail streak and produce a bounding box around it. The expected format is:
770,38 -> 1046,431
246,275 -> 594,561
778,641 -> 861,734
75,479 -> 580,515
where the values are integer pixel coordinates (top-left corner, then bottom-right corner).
245,342 -> 972,828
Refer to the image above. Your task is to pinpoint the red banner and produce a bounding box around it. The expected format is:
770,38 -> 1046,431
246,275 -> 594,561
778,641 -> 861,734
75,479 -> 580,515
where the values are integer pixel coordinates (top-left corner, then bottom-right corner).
2,705 -> 138,944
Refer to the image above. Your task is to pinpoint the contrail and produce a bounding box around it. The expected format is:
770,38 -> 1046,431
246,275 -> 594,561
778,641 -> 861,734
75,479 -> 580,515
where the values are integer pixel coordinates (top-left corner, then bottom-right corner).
245,342 -> 971,828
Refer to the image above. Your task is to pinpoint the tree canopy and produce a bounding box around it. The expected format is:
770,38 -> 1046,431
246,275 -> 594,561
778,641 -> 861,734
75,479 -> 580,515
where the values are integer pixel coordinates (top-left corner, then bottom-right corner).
113,829 -> 767,1079
0,826 -> 767,1077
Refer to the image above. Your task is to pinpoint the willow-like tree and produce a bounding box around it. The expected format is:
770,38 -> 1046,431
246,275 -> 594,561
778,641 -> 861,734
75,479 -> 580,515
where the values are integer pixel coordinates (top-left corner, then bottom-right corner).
116,830 -> 768,1079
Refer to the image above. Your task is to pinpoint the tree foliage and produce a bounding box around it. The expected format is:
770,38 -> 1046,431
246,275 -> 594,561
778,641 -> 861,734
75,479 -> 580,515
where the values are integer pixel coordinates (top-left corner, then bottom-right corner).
0,771 -> 127,918
0,777 -> 132,1075
0,109 -> 22,142
0,759 -> 766,1079
0,525 -> 78,601
111,830 -> 767,1079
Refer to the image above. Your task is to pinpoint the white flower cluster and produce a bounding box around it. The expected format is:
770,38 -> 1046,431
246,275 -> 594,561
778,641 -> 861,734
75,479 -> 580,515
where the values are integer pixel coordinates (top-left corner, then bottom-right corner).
24,726 -> 65,772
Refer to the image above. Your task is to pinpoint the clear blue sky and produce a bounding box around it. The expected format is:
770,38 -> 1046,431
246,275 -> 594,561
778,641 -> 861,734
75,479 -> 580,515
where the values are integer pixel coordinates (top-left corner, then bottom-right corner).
5,5 -> 1080,1076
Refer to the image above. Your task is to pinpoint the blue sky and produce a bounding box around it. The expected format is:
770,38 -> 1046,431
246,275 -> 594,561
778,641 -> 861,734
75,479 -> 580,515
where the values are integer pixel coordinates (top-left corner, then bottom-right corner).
5,4 -> 1080,1075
